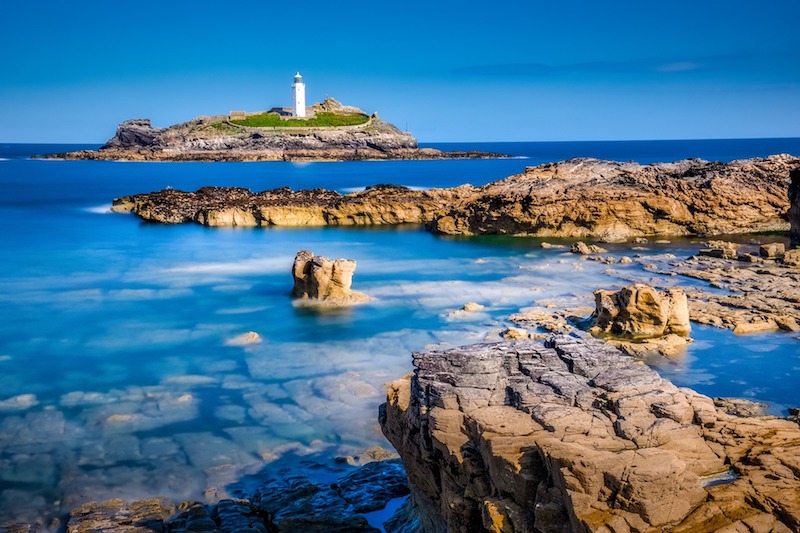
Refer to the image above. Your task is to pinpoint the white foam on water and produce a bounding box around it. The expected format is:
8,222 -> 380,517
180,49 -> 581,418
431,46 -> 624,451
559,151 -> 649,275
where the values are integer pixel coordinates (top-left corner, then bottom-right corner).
162,256 -> 292,276
83,204 -> 113,214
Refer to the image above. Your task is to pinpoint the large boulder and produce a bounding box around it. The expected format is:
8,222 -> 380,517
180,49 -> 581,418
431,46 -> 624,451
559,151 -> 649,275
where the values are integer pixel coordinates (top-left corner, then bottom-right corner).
291,250 -> 370,305
790,167 -> 800,248
590,284 -> 691,339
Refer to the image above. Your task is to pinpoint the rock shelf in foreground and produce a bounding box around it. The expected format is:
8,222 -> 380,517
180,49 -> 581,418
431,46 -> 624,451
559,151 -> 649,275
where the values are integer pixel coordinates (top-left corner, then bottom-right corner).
111,155 -> 800,239
380,335 -> 800,532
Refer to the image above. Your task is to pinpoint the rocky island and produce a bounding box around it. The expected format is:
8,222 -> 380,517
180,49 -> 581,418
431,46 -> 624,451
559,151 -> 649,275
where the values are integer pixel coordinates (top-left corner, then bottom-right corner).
111,155 -> 799,240
42,98 -> 501,162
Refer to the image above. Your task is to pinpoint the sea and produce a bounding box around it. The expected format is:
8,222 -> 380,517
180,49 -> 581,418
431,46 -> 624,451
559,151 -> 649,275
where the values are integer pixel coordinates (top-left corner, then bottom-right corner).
1,138 -> 799,526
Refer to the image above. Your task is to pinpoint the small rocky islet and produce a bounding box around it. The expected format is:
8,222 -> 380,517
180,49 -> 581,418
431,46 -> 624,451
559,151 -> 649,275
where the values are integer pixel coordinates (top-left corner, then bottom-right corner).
9,162 -> 800,531
41,97 -> 503,162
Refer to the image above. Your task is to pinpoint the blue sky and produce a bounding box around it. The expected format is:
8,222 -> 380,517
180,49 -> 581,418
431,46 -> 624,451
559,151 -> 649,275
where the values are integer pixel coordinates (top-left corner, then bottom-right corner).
1,0 -> 798,142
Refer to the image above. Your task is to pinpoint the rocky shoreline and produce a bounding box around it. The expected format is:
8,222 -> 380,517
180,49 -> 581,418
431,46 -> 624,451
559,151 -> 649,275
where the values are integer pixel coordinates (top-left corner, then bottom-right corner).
110,155 -> 800,239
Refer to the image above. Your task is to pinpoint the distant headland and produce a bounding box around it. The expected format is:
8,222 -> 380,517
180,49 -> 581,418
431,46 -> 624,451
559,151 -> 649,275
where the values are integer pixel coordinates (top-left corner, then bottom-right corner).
41,73 -> 505,162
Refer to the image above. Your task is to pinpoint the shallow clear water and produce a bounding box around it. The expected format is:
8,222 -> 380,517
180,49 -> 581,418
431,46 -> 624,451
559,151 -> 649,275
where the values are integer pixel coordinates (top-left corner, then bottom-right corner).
0,141 -> 798,524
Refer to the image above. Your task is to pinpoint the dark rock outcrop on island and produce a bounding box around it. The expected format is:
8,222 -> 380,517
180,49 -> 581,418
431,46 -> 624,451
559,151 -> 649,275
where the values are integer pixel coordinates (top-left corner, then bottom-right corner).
291,250 -> 370,306
41,101 -> 502,162
380,335 -> 800,532
110,155 -> 800,239
789,167 -> 800,248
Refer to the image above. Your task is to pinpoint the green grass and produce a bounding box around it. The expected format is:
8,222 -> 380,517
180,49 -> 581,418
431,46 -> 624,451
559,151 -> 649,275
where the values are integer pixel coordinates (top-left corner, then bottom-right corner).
230,112 -> 369,128
209,122 -> 244,134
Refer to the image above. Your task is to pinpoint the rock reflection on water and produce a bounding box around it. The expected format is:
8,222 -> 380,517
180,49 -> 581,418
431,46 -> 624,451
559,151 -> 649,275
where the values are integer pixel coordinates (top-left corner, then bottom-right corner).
0,230 -> 797,524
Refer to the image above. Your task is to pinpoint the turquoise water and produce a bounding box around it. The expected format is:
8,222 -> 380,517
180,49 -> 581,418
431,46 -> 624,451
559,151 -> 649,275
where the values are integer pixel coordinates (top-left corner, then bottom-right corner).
0,141 -> 798,524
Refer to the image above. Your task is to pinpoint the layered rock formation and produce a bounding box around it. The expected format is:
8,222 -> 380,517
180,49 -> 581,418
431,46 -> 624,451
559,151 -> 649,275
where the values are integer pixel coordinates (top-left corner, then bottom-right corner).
42,102 -> 500,162
380,335 -> 800,532
428,156 -> 800,239
590,284 -> 691,339
110,156 -> 800,239
291,250 -> 370,306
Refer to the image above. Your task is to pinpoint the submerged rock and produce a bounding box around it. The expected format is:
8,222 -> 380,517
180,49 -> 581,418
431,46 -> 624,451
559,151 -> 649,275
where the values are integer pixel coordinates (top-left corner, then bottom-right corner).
225,331 -> 263,346
291,250 -> 370,306
380,336 -> 800,532
61,459 -> 408,532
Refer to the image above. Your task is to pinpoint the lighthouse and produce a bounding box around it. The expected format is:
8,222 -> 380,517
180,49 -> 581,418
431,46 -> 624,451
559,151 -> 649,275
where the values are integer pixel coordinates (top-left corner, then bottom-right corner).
292,72 -> 306,118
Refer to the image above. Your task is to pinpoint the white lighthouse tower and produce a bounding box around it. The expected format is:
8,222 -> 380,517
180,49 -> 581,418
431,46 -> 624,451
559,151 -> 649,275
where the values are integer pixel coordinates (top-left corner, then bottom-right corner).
292,72 -> 306,118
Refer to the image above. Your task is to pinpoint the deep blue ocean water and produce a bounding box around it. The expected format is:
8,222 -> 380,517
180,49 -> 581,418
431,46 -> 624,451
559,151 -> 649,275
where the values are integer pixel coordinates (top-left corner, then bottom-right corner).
0,139 -> 798,525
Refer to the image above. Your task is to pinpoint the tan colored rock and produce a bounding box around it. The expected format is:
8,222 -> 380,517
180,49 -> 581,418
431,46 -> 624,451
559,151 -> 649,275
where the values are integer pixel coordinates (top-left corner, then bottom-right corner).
732,320 -> 780,335
111,156 -> 800,240
784,248 -> 800,267
291,250 -> 370,306
501,326 -> 530,340
380,336 -> 800,532
590,284 -> 691,339
224,331 -> 262,346
67,498 -> 175,533
463,302 -> 485,312
674,255 -> 800,333
759,242 -> 785,258
571,241 -> 608,255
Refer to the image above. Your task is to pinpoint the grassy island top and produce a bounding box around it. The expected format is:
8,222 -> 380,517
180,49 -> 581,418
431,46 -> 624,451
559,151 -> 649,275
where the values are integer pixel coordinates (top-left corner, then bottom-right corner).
230,112 -> 370,128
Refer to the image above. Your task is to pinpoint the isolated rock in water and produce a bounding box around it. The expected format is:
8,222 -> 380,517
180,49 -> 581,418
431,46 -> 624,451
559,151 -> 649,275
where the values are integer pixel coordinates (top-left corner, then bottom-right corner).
570,241 -> 607,255
380,336 -> 800,532
462,302 -> 484,312
224,331 -> 262,346
291,250 -> 370,305
790,167 -> 800,247
591,284 -> 691,338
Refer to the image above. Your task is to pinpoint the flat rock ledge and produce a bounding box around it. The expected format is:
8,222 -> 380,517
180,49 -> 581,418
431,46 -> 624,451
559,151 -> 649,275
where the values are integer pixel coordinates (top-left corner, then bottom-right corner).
110,155 -> 800,239
380,335 -> 800,533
